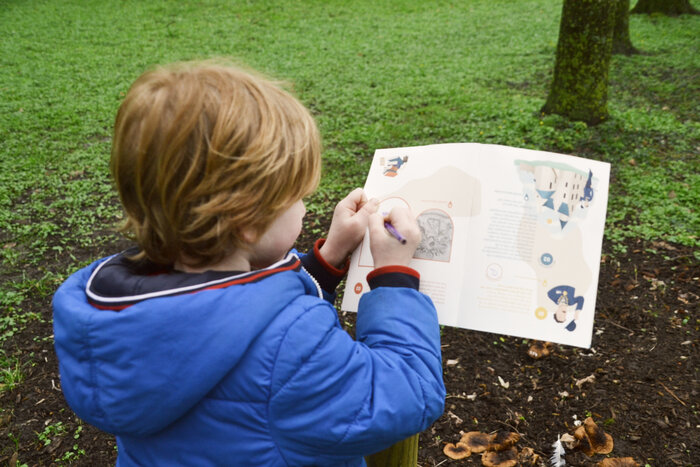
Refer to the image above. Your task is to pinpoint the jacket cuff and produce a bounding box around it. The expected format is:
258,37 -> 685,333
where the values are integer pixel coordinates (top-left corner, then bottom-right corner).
366,266 -> 420,290
300,239 -> 349,294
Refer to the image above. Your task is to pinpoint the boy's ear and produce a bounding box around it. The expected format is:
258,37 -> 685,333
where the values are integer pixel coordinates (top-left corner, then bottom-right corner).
240,226 -> 259,245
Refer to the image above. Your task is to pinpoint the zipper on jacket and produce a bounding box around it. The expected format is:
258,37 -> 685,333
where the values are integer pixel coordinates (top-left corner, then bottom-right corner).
300,265 -> 323,299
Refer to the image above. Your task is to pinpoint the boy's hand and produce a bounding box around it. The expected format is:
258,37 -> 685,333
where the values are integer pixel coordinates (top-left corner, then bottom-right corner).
319,188 -> 379,268
368,207 -> 421,269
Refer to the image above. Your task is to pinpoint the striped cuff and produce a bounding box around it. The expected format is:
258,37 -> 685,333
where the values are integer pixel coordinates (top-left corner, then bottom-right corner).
367,265 -> 420,290
300,239 -> 349,294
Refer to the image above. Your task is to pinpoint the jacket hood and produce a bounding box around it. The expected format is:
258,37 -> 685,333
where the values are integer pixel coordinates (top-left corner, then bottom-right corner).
53,251 -> 314,437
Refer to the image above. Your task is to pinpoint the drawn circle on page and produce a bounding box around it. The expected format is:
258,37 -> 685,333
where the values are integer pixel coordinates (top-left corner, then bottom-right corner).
354,282 -> 363,294
378,197 -> 410,217
539,252 -> 554,267
486,263 -> 503,281
535,307 -> 548,320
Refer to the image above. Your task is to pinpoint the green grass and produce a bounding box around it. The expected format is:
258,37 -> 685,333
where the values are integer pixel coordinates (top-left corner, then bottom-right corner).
0,0 -> 698,402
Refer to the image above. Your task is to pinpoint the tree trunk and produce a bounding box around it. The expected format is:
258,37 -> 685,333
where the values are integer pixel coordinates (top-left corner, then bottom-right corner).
631,0 -> 700,15
365,434 -> 419,467
541,0 -> 616,125
613,0 -> 639,55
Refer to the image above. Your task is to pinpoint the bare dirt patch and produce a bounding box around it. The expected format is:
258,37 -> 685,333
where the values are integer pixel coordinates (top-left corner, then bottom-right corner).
1,219 -> 697,466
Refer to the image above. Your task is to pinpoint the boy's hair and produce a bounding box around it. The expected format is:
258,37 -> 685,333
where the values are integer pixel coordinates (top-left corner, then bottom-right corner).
111,60 -> 321,267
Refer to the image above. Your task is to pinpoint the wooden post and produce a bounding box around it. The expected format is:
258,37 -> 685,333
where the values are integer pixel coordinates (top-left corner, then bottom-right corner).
365,434 -> 419,467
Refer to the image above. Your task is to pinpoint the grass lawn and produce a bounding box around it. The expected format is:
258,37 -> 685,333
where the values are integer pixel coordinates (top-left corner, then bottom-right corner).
0,0 -> 698,464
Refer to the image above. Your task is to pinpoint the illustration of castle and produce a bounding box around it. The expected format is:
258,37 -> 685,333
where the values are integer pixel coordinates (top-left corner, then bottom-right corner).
526,165 -> 594,230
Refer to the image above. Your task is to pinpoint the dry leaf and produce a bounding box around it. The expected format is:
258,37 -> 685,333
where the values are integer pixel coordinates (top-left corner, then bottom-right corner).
447,410 -> 463,426
560,432 -> 577,449
596,458 -> 641,467
575,374 -> 596,388
517,446 -> 540,466
528,341 -> 552,359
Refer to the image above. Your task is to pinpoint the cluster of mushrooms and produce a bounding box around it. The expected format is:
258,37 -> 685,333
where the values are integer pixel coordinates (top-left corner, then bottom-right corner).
561,417 -> 640,466
442,418 -> 641,466
443,431 -> 538,466
560,416 -> 613,457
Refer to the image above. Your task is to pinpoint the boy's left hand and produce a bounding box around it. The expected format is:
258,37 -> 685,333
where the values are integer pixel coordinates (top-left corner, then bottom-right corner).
319,188 -> 378,268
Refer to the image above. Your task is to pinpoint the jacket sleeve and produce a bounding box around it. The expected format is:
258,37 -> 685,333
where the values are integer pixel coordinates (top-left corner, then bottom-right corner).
267,273 -> 445,465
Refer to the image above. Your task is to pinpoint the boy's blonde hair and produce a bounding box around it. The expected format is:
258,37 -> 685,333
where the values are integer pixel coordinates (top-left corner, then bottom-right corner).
111,60 -> 321,267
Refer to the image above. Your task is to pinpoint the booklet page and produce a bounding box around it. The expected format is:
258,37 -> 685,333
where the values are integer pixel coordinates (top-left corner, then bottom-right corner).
341,143 -> 610,348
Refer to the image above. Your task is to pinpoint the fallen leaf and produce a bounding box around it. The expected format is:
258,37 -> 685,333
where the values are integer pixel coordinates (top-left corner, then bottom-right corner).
596,457 -> 641,467
560,432 -> 577,449
528,341 -> 552,359
651,240 -> 677,251
447,410 -> 463,425
517,446 -> 540,466
575,374 -> 596,388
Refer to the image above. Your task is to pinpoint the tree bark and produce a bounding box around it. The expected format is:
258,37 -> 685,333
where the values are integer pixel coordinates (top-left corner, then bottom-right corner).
631,0 -> 700,15
541,0 -> 616,125
365,434 -> 419,467
613,0 -> 639,55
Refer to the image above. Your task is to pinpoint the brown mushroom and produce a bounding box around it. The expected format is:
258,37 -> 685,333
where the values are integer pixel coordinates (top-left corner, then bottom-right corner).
460,431 -> 494,453
527,340 -> 552,358
596,458 -> 640,467
489,431 -> 520,451
481,447 -> 518,467
573,418 -> 614,456
443,442 -> 471,460
584,417 -> 614,454
517,447 -> 541,466
574,425 -> 596,457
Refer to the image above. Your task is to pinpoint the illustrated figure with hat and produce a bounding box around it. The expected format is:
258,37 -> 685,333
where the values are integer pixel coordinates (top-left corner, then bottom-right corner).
548,285 -> 584,332
383,156 -> 408,177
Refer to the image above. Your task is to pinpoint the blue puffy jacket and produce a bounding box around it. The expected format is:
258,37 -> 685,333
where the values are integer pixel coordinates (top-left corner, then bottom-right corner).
53,244 -> 445,466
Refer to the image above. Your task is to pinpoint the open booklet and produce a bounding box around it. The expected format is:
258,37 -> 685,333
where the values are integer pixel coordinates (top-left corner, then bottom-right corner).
340,143 -> 610,348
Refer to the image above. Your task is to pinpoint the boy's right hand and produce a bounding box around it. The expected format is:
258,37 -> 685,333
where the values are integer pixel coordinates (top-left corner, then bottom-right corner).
368,207 -> 421,269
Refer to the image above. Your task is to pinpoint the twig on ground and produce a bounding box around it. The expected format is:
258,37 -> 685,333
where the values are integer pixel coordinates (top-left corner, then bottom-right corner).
495,420 -> 523,435
659,382 -> 687,407
604,318 -> 635,333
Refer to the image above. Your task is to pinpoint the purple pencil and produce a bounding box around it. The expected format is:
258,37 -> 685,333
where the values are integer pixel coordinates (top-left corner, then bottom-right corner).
384,221 -> 407,244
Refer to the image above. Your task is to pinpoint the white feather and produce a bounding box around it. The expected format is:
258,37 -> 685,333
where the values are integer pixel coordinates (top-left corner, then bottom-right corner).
550,435 -> 566,467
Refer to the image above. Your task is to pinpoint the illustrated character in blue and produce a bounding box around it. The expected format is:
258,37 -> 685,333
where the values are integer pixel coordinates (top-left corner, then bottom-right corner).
548,285 -> 584,332
384,156 -> 408,177
580,170 -> 594,208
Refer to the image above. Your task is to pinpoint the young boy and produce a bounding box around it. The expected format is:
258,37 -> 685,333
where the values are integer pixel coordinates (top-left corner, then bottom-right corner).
53,61 -> 445,466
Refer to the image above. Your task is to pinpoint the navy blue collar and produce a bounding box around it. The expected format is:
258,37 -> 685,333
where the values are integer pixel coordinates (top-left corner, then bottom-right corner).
86,248 -> 301,310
